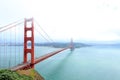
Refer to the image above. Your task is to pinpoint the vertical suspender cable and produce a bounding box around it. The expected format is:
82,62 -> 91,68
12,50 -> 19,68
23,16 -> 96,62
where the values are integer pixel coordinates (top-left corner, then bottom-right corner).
0,33 -> 1,68
1,33 -> 3,68
15,26 -> 16,66
11,29 -> 13,67
2,33 -> 5,68
5,31 -> 7,68
0,33 -> 3,68
17,26 -> 20,64
9,28 -> 12,68
5,30 -> 8,68
0,19 -> 23,68
3,31 -> 6,68
18,26 -> 21,64
18,26 -> 20,64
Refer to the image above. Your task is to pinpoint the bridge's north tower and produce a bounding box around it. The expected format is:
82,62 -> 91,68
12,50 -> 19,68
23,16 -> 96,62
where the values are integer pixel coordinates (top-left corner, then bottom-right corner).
24,18 -> 34,68
70,38 -> 74,51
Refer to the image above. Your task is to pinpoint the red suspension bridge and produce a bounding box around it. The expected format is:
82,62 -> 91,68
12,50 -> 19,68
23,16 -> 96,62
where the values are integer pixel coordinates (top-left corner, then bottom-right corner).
0,18 -> 74,71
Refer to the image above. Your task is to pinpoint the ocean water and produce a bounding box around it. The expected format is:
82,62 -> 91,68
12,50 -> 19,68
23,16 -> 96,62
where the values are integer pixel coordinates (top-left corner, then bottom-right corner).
1,46 -> 120,80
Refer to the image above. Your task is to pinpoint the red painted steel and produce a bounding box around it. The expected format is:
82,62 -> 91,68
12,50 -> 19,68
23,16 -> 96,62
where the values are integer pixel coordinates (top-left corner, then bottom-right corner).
34,47 -> 70,64
10,47 -> 70,71
9,18 -> 74,71
24,18 -> 34,68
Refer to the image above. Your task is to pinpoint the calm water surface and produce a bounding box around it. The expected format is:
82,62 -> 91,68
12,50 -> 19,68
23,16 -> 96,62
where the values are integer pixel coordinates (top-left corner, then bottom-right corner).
36,46 -> 120,80
1,46 -> 120,80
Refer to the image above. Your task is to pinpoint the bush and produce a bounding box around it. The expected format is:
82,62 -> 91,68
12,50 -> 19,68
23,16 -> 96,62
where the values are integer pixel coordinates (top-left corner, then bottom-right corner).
0,69 -> 32,80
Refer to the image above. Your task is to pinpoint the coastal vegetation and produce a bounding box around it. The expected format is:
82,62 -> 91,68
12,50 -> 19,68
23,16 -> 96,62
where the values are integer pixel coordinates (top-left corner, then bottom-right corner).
0,69 -> 32,80
0,69 -> 44,80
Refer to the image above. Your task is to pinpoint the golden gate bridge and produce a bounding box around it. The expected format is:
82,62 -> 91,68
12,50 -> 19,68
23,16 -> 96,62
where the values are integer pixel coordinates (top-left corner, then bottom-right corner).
0,18 -> 74,71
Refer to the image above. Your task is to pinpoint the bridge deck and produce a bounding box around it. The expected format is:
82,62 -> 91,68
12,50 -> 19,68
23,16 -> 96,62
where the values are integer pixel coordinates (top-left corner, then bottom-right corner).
10,47 -> 70,71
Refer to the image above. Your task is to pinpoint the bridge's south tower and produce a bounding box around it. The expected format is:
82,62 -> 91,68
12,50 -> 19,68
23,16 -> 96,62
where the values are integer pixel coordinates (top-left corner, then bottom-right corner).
24,18 -> 34,68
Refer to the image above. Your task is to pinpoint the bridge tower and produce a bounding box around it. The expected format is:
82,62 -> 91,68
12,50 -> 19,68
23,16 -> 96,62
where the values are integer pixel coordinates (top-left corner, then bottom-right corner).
70,38 -> 74,51
24,18 -> 34,68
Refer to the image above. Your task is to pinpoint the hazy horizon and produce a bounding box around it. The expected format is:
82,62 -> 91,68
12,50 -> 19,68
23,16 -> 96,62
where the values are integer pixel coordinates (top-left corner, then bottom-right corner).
1,0 -> 120,43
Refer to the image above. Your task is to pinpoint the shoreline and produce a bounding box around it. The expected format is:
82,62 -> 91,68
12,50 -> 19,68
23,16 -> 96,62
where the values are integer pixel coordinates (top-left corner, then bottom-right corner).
0,69 -> 44,80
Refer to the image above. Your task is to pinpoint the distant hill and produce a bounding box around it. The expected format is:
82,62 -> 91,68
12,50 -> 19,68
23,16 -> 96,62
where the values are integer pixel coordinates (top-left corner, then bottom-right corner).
2,42 -> 91,48
35,42 -> 91,48
88,43 -> 120,46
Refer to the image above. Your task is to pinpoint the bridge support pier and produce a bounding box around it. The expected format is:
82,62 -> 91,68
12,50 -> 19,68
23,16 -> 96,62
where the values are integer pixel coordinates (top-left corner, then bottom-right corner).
24,18 -> 34,68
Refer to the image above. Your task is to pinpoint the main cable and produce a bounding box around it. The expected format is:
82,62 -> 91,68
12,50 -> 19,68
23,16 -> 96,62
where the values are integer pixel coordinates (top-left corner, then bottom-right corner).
0,22 -> 23,33
35,20 -> 54,43
0,19 -> 23,30
34,27 -> 51,42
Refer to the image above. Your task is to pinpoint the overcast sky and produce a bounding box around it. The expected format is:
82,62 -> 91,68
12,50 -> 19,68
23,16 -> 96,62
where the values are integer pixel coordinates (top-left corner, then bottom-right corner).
1,0 -> 120,43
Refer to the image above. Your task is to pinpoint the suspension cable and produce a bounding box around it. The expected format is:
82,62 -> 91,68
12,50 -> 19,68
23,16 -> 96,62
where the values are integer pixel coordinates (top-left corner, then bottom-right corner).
0,22 -> 23,33
35,20 -> 54,42
0,19 -> 24,68
34,27 -> 51,42
0,19 -> 23,30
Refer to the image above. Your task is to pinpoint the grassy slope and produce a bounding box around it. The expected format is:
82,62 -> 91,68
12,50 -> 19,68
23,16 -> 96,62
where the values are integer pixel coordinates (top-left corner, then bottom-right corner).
17,69 -> 44,80
0,69 -> 44,80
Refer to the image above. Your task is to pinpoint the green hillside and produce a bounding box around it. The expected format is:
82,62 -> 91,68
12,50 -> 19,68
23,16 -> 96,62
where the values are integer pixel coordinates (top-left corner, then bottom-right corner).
0,69 -> 44,80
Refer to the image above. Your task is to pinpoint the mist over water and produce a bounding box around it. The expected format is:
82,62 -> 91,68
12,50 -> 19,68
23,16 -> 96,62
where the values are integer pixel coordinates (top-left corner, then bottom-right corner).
36,46 -> 120,80
1,46 -> 120,80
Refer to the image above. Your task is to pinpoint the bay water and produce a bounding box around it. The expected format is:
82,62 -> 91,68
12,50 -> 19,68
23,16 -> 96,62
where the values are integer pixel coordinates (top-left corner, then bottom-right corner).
1,46 -> 120,80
